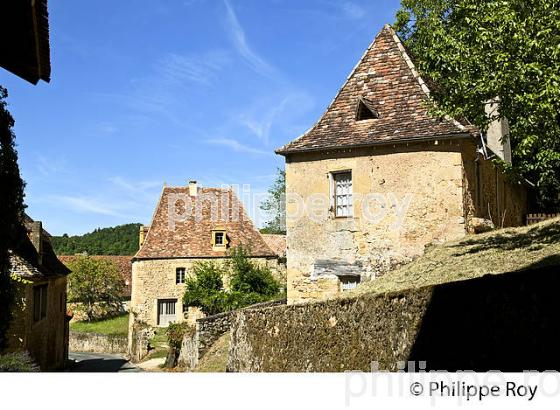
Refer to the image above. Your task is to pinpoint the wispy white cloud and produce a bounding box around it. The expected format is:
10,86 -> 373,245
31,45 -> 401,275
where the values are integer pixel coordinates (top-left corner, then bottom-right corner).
223,0 -> 278,79
338,1 -> 366,19
108,176 -> 162,201
158,51 -> 231,87
48,195 -> 129,218
36,154 -> 67,177
207,137 -> 272,155
237,92 -> 313,145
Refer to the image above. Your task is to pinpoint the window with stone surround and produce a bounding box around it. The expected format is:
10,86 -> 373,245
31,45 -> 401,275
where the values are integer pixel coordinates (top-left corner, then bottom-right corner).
176,267 -> 186,284
212,230 -> 227,248
332,171 -> 353,217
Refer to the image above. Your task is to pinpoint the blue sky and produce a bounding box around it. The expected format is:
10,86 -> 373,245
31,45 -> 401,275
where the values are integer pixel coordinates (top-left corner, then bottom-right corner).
0,0 -> 400,235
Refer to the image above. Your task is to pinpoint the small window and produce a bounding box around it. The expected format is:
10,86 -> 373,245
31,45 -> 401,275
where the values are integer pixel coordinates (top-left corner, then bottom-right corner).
33,284 -> 48,322
333,171 -> 353,217
340,276 -> 360,292
212,230 -> 227,248
176,267 -> 186,284
356,97 -> 379,121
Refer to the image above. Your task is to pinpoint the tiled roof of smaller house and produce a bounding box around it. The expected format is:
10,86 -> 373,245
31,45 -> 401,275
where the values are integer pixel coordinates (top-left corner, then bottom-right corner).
58,255 -> 133,298
10,215 -> 70,279
261,234 -> 286,258
276,24 -> 476,155
135,185 -> 276,259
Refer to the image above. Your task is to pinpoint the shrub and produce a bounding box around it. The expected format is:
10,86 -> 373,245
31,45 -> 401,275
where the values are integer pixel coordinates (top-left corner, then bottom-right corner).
183,246 -> 282,315
166,322 -> 194,349
0,352 -> 39,372
228,246 -> 280,297
182,261 -> 227,316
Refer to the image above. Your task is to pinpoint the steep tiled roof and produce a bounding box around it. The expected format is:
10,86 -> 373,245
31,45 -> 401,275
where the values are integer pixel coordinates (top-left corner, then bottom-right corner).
59,255 -> 132,298
276,25 -> 474,155
134,186 -> 276,259
261,234 -> 286,258
9,215 -> 70,279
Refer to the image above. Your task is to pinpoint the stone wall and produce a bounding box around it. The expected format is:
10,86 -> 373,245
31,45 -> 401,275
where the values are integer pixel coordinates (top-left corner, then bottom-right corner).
178,299 -> 285,370
285,141 -> 467,304
69,331 -> 127,354
461,139 -> 527,230
5,276 -> 68,371
227,265 -> 560,372
130,256 -> 285,328
284,140 -> 527,304
127,320 -> 155,363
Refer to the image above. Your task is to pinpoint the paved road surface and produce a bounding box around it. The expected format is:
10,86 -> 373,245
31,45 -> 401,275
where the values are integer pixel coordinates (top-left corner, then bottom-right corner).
68,352 -> 142,372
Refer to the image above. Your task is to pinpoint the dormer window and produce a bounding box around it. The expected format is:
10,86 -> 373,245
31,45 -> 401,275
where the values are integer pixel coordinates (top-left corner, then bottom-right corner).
356,97 -> 379,120
212,229 -> 228,249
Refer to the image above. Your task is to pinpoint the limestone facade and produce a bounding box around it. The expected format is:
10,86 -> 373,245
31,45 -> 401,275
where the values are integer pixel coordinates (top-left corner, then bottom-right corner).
130,256 -> 284,327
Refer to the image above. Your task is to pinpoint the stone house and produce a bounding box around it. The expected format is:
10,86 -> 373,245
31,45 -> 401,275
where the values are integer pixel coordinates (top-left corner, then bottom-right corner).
129,181 -> 286,331
5,216 -> 70,370
276,25 -> 527,304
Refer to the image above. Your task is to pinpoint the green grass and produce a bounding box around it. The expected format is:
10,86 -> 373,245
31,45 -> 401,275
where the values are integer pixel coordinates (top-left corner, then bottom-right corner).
142,328 -> 170,362
348,217 -> 560,298
194,333 -> 229,372
70,313 -> 129,336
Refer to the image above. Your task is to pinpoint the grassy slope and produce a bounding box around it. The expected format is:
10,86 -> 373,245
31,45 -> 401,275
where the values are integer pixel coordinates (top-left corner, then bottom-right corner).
194,333 -> 230,372
70,314 -> 129,336
349,218 -> 560,298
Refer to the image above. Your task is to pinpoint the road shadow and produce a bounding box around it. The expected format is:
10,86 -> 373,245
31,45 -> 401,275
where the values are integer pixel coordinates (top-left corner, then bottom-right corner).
68,354 -> 141,372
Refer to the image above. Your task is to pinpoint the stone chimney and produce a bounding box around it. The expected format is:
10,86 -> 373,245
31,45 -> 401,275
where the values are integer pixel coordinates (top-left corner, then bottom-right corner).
189,180 -> 198,197
139,225 -> 149,248
484,99 -> 512,164
28,220 -> 43,265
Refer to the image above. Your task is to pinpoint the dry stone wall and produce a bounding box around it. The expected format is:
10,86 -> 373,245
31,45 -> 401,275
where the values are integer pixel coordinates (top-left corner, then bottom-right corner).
69,331 -> 127,354
228,265 -> 560,372
178,299 -> 286,370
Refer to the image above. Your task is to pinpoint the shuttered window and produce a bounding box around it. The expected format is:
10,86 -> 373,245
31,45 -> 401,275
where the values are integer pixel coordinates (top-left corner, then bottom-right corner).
333,171 -> 353,217
33,284 -> 48,322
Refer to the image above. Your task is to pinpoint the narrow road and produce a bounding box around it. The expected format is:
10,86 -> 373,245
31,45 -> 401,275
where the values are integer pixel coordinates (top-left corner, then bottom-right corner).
68,352 -> 142,372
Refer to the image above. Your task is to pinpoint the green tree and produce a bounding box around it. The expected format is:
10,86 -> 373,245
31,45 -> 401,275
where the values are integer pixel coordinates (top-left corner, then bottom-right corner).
51,223 -> 142,256
228,245 -> 280,298
182,261 -> 227,316
394,0 -> 560,209
0,86 -> 26,349
183,246 -> 282,315
260,168 -> 286,234
66,255 -> 124,321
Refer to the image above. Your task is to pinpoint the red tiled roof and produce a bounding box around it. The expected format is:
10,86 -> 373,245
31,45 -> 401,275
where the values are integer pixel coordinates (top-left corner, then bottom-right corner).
276,25 -> 474,155
134,186 -> 276,259
261,234 -> 286,258
59,255 -> 132,298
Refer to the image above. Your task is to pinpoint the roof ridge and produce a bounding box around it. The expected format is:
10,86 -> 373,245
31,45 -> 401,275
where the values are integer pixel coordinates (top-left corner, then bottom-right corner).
276,24 -> 472,155
385,25 -> 466,133
276,25 -> 389,154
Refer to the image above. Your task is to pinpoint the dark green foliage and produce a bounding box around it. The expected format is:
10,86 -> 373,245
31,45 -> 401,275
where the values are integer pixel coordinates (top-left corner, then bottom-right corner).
228,245 -> 280,298
166,322 -> 194,349
394,0 -> 560,209
66,255 -> 124,321
183,262 -> 228,316
260,168 -> 286,234
183,246 -> 282,315
52,223 -> 141,256
0,352 -> 39,372
0,86 -> 26,350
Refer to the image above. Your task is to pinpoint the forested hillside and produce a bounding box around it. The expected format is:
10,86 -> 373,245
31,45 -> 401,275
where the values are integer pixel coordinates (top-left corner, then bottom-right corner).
52,223 -> 141,256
